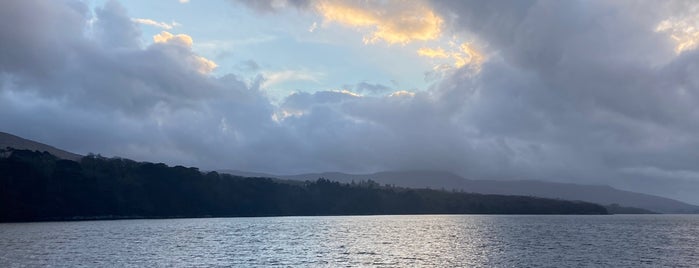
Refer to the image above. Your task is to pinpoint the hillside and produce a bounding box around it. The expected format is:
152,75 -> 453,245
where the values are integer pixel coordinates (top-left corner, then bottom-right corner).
220,170 -> 699,214
0,149 -> 607,222
0,131 -> 82,161
1,131 -> 693,215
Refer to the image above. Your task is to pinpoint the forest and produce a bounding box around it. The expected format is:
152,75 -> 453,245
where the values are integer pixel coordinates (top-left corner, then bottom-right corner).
0,149 -> 607,222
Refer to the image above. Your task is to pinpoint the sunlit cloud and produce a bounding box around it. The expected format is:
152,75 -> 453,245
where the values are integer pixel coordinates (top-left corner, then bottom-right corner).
231,0 -> 481,78
152,31 -> 218,73
453,43 -> 483,68
388,90 -> 415,98
655,15 -> 699,54
315,0 -> 442,45
418,42 -> 484,70
132,18 -> 177,30
153,31 -> 193,47
334,89 -> 362,97
417,47 -> 449,58
192,56 -> 218,74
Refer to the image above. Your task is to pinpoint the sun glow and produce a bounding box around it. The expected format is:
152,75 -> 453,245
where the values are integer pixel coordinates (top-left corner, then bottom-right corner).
315,0 -> 443,45
418,42 -> 484,70
656,17 -> 699,54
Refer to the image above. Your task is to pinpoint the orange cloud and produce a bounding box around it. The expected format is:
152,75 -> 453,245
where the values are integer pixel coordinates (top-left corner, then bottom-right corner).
453,43 -> 483,68
418,42 -> 484,69
153,31 -> 193,47
417,47 -> 449,58
192,56 -> 217,74
315,0 -> 442,45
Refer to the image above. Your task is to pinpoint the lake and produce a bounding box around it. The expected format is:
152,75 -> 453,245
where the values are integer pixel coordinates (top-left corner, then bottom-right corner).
1,215 -> 698,267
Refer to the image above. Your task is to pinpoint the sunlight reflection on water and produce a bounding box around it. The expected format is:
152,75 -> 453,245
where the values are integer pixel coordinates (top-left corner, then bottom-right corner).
1,215 -> 698,267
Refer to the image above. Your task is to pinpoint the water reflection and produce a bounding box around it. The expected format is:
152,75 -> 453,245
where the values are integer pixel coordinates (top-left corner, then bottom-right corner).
1,215 -> 698,267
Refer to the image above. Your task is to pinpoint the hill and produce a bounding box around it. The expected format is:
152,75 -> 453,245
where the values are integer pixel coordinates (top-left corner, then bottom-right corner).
0,131 -> 82,161
220,170 -> 699,214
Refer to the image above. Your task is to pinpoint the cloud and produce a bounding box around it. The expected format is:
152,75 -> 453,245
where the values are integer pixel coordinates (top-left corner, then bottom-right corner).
387,90 -> 415,98
352,82 -> 392,94
655,13 -> 699,54
420,0 -> 699,199
231,0 -> 478,71
237,60 -> 260,72
0,0 -> 221,115
132,18 -> 177,30
94,0 -> 141,49
314,0 -> 442,44
229,0 -> 311,13
308,21 -> 318,32
153,31 -> 193,46
153,31 -> 218,73
231,0 -> 443,45
417,47 -> 448,58
4,0 -> 699,205
419,43 -> 484,69
260,69 -> 323,88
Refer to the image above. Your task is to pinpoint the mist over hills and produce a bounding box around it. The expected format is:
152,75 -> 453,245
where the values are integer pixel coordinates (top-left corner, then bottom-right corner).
2,131 -> 696,214
220,170 -> 699,214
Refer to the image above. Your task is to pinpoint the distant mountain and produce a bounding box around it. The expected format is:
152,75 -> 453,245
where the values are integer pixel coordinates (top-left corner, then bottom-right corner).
0,131 -> 82,161
220,170 -> 699,214
457,179 -> 699,214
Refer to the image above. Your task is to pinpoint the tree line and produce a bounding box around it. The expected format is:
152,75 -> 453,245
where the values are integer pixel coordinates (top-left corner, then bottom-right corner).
0,149 -> 607,222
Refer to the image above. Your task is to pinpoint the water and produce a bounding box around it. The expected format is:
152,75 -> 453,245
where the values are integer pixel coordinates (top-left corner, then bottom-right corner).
1,215 -> 698,267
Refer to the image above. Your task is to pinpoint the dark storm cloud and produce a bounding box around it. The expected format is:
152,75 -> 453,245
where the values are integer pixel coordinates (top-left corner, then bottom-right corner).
0,0 -> 87,81
94,0 -> 141,49
2,0 -> 699,203
423,0 -> 699,201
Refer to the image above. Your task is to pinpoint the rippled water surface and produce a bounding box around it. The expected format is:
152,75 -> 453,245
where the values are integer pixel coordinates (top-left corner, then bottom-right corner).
1,215 -> 698,267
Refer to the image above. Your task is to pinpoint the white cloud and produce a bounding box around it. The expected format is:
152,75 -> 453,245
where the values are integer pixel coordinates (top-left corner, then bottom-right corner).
308,21 -> 318,32
132,18 -> 176,30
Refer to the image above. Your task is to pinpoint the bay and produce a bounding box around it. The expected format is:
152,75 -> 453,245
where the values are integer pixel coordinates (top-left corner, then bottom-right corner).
1,215 -> 698,267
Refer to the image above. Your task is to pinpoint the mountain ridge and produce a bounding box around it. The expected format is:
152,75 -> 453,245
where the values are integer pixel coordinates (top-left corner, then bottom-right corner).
0,131 -> 82,161
0,149 -> 608,222
1,131 -> 694,214
220,169 -> 699,214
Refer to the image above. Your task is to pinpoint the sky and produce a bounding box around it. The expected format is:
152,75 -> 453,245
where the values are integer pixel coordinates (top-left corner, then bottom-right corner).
2,0 -> 699,204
